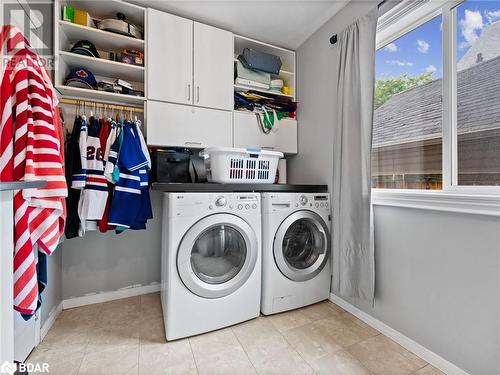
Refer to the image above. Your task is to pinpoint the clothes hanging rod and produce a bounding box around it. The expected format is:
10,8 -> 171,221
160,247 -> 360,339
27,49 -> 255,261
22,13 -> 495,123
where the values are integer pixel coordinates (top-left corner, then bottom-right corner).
329,0 -> 387,45
59,98 -> 144,113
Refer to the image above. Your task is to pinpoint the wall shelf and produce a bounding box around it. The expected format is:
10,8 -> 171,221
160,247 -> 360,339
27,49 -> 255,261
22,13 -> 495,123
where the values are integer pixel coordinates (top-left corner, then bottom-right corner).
233,58 -> 294,77
58,20 -> 144,51
59,51 -> 144,82
234,84 -> 294,99
56,85 -> 145,105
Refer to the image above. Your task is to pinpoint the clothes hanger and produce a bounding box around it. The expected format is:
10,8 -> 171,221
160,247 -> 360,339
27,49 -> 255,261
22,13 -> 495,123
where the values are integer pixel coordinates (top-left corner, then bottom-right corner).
81,102 -> 87,122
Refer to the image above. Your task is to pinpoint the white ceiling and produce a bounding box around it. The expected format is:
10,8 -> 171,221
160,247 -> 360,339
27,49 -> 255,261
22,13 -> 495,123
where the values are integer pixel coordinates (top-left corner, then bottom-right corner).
128,1 -> 351,49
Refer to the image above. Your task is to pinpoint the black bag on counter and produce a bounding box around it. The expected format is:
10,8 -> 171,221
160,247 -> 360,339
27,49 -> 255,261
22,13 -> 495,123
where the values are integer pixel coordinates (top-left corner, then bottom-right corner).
152,148 -> 207,183
152,148 -> 192,183
239,48 -> 282,75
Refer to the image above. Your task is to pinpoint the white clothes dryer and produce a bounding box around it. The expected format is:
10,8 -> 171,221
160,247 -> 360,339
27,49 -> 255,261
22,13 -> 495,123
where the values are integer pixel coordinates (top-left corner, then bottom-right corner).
261,192 -> 331,315
161,193 -> 261,340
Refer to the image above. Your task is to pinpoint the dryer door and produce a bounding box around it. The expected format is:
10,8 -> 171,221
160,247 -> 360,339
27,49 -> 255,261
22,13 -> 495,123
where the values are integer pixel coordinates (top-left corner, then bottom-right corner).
177,213 -> 258,298
274,211 -> 329,282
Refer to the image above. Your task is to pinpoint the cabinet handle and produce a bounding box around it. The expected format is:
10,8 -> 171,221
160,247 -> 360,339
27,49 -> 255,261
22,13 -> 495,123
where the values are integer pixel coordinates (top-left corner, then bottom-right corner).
196,86 -> 200,103
185,141 -> 202,146
187,84 -> 191,101
262,146 -> 275,150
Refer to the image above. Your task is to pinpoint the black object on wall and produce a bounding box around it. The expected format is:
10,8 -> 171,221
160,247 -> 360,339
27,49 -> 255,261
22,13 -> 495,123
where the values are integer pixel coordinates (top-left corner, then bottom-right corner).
329,0 -> 387,45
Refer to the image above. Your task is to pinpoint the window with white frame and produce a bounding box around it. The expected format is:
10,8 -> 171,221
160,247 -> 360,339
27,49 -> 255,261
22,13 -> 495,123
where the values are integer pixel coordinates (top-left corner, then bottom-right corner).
372,0 -> 500,191
454,1 -> 500,186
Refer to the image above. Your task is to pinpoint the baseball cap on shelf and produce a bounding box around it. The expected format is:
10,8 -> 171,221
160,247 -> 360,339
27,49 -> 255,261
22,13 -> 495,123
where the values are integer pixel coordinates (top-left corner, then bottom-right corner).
64,68 -> 98,90
70,40 -> 100,58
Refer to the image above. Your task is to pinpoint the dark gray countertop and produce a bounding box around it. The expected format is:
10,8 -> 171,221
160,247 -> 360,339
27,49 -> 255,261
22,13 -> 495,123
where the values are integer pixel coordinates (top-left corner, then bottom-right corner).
0,181 -> 47,191
151,183 -> 328,193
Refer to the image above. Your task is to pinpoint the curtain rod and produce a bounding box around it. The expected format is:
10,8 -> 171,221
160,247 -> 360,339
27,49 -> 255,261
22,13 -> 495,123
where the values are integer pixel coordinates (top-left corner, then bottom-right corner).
329,0 -> 387,45
59,98 -> 144,113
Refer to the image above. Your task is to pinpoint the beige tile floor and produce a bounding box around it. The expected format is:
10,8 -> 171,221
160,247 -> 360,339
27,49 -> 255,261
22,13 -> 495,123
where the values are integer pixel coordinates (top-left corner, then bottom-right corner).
27,293 -> 444,375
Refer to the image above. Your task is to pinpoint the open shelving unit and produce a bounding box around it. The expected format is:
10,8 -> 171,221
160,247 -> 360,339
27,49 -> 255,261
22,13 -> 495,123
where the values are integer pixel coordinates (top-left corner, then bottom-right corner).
58,20 -> 145,51
55,85 -> 145,105
233,83 -> 295,99
54,0 -> 146,107
59,51 -> 144,82
233,35 -> 296,101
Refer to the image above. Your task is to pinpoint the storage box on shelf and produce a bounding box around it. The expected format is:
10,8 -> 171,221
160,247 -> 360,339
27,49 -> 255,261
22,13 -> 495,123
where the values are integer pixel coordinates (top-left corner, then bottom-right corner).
55,0 -> 146,105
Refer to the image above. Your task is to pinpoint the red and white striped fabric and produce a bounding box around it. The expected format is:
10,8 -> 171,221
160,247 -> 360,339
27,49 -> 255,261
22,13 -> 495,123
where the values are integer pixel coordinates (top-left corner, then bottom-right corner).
0,25 -> 67,315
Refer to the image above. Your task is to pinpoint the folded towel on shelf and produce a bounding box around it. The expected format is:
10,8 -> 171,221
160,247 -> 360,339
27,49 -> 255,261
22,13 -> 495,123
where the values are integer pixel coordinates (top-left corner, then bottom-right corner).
235,60 -> 271,85
235,77 -> 270,90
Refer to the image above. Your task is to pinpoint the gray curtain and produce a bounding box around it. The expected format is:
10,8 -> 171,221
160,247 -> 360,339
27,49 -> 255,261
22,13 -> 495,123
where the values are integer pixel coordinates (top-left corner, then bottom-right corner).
332,7 -> 378,301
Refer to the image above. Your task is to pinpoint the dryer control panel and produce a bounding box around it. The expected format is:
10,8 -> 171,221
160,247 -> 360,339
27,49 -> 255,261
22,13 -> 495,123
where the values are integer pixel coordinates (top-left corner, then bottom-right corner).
295,194 -> 330,210
263,192 -> 330,214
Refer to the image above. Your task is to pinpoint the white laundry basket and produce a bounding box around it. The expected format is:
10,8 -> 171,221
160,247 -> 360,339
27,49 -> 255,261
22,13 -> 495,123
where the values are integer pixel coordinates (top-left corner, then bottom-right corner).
201,147 -> 284,184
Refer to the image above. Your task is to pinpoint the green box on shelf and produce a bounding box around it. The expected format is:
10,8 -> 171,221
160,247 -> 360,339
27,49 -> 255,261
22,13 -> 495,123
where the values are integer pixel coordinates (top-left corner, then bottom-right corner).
61,5 -> 74,22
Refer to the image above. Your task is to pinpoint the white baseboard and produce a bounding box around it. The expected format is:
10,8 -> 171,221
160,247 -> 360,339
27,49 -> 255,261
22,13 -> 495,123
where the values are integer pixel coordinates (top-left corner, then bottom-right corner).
329,293 -> 470,375
40,302 -> 63,340
62,284 -> 161,310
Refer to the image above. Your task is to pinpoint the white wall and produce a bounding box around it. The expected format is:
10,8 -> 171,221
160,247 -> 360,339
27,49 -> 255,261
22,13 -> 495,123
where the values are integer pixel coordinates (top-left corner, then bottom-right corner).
288,2 -> 500,374
40,249 -> 62,326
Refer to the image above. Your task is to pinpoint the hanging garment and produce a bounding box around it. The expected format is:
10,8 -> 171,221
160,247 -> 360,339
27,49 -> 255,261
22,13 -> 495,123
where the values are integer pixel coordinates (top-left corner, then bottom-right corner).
71,116 -> 88,189
104,123 -> 123,183
21,249 -> 46,321
108,122 -> 152,230
103,120 -> 119,172
0,25 -> 67,315
77,117 -> 108,230
65,116 -> 83,239
97,119 -> 115,233
135,122 -> 151,169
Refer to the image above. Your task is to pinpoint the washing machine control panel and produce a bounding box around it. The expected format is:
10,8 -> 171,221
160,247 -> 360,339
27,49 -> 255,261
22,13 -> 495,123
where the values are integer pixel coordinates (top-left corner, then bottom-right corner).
234,195 -> 259,211
215,196 -> 227,207
169,193 -> 260,216
299,195 -> 308,205
208,194 -> 259,211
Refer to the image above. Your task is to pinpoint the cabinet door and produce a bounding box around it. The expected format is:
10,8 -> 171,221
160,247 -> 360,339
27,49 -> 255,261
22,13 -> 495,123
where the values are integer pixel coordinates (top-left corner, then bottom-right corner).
193,23 -> 233,111
146,101 -> 233,148
147,9 -> 193,104
233,112 -> 298,154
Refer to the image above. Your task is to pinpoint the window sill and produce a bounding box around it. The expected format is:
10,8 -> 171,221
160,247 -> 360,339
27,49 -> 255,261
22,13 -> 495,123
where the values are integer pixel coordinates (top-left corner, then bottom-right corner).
372,189 -> 500,217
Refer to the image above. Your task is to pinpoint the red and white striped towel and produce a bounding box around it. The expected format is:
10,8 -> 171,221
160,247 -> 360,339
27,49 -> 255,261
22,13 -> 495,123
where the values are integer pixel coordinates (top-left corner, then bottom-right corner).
0,25 -> 67,315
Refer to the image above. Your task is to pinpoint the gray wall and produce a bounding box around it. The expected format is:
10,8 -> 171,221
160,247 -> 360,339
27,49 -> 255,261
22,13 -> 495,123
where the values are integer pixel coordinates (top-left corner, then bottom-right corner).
61,191 -> 162,299
40,249 -> 62,326
288,2 -> 500,374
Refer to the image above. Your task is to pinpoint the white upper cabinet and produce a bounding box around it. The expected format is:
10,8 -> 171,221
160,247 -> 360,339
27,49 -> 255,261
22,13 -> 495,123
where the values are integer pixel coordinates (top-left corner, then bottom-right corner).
147,9 -> 193,105
193,23 -> 233,111
147,9 -> 233,111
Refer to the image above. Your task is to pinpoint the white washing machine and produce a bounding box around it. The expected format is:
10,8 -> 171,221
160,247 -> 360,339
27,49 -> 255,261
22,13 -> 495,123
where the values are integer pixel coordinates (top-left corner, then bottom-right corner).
261,192 -> 331,315
161,192 -> 261,340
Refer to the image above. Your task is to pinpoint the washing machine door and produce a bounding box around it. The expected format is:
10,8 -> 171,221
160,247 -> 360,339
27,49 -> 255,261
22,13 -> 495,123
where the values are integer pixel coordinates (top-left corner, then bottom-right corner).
274,211 -> 329,282
177,213 -> 258,299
